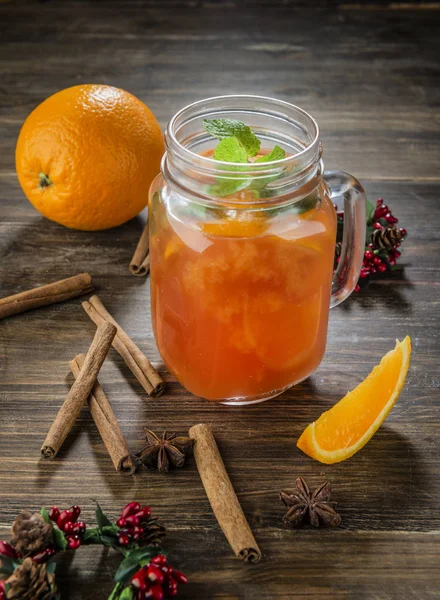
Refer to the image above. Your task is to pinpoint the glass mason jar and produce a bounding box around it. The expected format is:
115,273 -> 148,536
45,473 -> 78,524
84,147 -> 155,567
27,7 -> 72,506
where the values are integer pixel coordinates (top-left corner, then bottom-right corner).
149,96 -> 366,405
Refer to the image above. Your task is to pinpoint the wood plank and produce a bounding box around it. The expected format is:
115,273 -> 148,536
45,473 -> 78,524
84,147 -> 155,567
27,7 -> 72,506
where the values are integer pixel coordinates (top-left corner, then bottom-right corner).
0,1 -> 439,598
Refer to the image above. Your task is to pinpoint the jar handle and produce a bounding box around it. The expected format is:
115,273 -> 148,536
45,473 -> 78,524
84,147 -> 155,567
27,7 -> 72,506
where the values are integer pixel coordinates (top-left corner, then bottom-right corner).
324,171 -> 367,308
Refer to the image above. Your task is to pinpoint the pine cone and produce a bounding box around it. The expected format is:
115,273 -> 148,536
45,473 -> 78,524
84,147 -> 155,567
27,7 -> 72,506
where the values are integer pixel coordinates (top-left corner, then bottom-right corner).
5,558 -> 57,600
370,226 -> 405,251
10,511 -> 53,556
142,520 -> 166,546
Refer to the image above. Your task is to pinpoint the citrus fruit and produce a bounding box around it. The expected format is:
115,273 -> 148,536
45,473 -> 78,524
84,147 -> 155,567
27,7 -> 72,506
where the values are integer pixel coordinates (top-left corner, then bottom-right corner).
16,84 -> 164,230
297,336 -> 411,464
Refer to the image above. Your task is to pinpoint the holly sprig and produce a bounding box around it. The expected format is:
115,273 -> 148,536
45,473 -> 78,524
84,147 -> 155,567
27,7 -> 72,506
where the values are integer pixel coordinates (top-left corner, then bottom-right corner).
0,502 -> 186,600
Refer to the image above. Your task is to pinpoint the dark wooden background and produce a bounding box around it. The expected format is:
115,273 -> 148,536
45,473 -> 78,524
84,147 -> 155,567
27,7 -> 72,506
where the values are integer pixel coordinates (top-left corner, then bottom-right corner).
1,1 -> 439,598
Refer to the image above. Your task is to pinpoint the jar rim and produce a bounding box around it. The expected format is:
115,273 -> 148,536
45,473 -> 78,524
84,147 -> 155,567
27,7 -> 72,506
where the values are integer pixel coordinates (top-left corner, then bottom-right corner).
166,94 -> 320,172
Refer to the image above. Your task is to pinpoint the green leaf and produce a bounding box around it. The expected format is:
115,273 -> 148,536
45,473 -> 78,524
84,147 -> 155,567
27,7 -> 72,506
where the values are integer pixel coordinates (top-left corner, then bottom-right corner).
94,500 -> 113,531
46,561 -> 57,576
114,548 -> 156,583
41,507 -> 51,524
255,144 -> 286,163
203,118 -> 260,157
119,587 -> 135,600
208,177 -> 251,198
82,528 -> 102,545
0,555 -> 17,577
213,137 -> 249,163
52,525 -> 68,551
366,199 -> 375,225
108,582 -> 124,600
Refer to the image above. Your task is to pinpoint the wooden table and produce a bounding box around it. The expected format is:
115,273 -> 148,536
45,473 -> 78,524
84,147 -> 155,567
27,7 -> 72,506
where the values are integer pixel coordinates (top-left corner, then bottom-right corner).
1,1 -> 439,598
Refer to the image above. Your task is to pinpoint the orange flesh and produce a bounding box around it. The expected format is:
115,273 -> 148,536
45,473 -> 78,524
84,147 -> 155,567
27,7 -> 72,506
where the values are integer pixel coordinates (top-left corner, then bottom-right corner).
150,178 -> 337,401
310,342 -> 406,451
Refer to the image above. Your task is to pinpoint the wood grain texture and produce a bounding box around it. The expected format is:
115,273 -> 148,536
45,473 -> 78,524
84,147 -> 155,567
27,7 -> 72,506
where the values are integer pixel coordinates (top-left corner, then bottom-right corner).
0,1 -> 439,599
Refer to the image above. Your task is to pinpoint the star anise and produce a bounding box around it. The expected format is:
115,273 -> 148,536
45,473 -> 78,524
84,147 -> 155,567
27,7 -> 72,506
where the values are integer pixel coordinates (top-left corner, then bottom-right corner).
136,429 -> 194,472
280,477 -> 341,528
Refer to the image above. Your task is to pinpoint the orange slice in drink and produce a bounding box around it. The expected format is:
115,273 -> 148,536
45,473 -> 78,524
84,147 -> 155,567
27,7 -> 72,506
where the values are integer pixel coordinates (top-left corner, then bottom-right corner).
297,336 -> 411,464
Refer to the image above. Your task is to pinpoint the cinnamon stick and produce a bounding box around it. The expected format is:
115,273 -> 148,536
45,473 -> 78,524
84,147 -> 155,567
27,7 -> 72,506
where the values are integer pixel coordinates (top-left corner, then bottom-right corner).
82,295 -> 164,397
70,354 -> 136,474
0,273 -> 94,320
41,322 -> 117,459
189,423 -> 262,564
129,221 -> 150,276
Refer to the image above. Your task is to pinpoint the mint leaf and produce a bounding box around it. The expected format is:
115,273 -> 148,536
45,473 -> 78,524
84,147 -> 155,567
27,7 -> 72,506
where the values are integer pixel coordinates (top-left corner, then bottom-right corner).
255,144 -> 285,163
213,137 -> 248,162
203,118 -> 260,157
208,177 -> 251,198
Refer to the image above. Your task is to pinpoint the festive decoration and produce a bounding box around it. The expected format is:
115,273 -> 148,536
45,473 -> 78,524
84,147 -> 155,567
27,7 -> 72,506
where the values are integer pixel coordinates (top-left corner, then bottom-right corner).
335,197 -> 407,291
0,502 -> 187,600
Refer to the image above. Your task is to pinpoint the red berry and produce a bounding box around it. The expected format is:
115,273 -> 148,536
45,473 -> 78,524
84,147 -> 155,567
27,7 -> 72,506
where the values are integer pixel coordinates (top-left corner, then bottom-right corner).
72,521 -> 86,535
373,256 -> 382,265
32,547 -> 55,564
374,205 -> 388,219
145,584 -> 164,600
0,581 -> 5,600
57,510 -> 74,531
116,517 -> 127,528
376,198 -> 383,207
399,227 -> 407,237
388,258 -> 396,266
131,568 -> 148,591
147,564 -> 165,585
66,535 -> 81,550
163,578 -> 178,597
136,506 -> 151,521
125,515 -> 140,527
63,521 -> 75,535
370,267 -> 377,274
49,507 -> 60,522
364,250 -> 373,261
354,284 -> 361,293
118,533 -> 130,546
0,541 -> 17,559
172,569 -> 188,585
359,268 -> 370,279
378,264 -> 387,273
121,502 -> 141,519
151,555 -> 167,566
373,222 -> 382,230
70,506 -> 81,521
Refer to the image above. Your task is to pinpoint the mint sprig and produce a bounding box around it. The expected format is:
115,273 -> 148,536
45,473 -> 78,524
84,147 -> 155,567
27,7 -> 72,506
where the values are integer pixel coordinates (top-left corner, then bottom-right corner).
203,118 -> 286,198
203,118 -> 260,157
213,137 -> 249,163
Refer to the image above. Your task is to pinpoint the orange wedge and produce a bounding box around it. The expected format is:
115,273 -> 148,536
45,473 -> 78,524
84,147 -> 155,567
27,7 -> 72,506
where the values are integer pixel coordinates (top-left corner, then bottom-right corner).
297,336 -> 411,464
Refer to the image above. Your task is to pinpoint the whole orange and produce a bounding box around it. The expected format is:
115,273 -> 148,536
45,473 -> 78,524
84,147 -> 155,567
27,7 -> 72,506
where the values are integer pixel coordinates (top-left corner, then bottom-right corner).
16,84 -> 164,230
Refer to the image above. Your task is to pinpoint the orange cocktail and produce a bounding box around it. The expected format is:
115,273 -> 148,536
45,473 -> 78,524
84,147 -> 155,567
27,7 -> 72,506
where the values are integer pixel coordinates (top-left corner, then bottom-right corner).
150,182 -> 336,402
149,95 -> 366,404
